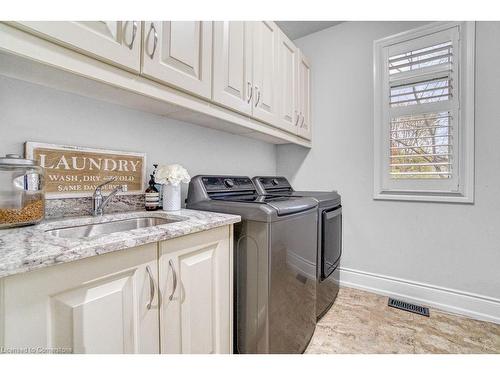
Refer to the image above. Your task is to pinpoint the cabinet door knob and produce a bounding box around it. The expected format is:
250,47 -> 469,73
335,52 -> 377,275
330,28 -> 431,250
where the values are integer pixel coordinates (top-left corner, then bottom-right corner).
126,21 -> 138,50
145,265 -> 155,310
168,259 -> 178,301
294,110 -> 300,126
147,23 -> 158,59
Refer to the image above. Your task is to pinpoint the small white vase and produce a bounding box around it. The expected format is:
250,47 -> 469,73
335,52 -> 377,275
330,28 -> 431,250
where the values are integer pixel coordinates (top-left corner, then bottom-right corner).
162,183 -> 181,211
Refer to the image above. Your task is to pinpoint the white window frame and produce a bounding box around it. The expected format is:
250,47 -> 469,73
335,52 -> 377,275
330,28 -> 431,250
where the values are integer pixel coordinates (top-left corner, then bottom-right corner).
373,22 -> 475,203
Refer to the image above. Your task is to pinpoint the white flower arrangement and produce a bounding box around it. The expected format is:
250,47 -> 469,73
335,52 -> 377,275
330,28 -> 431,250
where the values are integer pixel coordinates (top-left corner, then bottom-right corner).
154,164 -> 191,186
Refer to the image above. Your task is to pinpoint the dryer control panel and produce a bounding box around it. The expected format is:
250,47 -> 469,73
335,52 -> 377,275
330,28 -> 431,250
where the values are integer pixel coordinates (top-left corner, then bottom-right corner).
253,176 -> 292,193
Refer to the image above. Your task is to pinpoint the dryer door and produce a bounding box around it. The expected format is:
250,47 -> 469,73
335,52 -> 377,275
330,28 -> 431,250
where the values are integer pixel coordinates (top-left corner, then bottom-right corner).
321,206 -> 342,280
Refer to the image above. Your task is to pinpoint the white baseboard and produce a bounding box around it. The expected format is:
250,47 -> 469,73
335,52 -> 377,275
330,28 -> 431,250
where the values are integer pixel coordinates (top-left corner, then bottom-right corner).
339,267 -> 500,324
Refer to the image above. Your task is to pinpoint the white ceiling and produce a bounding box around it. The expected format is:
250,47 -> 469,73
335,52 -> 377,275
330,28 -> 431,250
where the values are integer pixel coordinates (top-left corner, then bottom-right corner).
275,21 -> 343,40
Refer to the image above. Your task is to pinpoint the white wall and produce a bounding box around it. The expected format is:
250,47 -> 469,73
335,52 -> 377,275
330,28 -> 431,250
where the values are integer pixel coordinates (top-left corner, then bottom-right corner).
0,76 -> 277,201
277,21 -> 500,321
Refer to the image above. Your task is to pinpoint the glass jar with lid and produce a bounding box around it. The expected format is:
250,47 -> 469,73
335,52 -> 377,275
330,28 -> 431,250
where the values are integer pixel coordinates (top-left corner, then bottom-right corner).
0,154 -> 45,228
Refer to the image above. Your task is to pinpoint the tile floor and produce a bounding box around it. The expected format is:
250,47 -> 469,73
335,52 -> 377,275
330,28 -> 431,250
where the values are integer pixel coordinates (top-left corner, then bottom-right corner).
306,287 -> 500,354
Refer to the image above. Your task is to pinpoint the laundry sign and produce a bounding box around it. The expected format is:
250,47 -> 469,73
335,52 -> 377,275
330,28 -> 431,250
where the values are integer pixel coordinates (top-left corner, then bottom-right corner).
25,142 -> 146,199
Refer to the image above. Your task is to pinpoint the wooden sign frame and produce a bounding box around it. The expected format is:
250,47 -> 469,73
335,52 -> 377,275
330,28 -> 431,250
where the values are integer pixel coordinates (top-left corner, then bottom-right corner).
25,142 -> 146,199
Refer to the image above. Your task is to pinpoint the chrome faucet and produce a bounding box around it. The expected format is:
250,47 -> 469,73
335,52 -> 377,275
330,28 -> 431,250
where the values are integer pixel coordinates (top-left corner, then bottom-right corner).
92,178 -> 127,216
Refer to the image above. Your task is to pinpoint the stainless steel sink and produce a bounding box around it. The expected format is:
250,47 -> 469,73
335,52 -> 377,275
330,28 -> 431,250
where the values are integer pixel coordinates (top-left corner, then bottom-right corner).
46,217 -> 181,239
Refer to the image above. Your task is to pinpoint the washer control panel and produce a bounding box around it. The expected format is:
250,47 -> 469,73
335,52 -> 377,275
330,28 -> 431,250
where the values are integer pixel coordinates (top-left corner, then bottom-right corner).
202,176 -> 255,193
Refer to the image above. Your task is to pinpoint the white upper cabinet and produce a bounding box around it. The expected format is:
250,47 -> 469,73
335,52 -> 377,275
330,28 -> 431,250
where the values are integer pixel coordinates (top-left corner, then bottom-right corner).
1,243 -> 160,354
159,227 -> 232,354
142,21 -> 213,99
297,50 -> 312,140
212,21 -> 310,138
277,30 -> 299,133
212,21 -> 253,115
12,21 -> 141,72
3,21 -> 312,145
252,21 -> 279,125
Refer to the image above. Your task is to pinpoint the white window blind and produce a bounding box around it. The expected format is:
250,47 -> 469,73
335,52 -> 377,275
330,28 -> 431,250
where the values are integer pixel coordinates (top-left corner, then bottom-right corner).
390,112 -> 452,178
373,22 -> 475,203
387,29 -> 457,181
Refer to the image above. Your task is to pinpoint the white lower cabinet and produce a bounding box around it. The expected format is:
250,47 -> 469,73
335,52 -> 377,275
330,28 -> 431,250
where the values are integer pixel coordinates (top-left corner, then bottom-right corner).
0,226 -> 233,354
0,243 -> 159,354
159,226 -> 232,354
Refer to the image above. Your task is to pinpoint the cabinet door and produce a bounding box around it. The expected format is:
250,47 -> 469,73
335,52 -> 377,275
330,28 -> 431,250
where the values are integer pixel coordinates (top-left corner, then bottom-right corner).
212,21 -> 253,115
12,21 -> 141,72
252,21 -> 279,124
1,244 -> 159,354
297,50 -> 312,140
142,21 -> 213,99
277,30 -> 299,133
159,226 -> 232,354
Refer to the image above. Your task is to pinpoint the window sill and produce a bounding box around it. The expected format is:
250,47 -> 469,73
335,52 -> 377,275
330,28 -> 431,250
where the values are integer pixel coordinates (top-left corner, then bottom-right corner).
373,191 -> 474,204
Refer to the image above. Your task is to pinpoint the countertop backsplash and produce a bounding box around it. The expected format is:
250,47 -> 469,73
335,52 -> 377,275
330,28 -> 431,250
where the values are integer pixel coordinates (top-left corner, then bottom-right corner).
45,194 -> 146,219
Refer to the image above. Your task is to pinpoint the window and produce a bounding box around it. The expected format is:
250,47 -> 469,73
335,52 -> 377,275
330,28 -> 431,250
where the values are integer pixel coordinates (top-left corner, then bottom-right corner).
373,22 -> 475,203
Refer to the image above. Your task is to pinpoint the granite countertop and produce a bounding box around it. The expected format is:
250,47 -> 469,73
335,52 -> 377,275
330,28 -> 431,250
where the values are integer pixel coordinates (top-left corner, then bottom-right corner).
0,209 -> 240,279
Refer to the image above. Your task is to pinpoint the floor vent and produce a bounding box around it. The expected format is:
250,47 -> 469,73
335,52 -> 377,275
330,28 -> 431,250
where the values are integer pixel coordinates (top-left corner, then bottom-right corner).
388,298 -> 430,317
